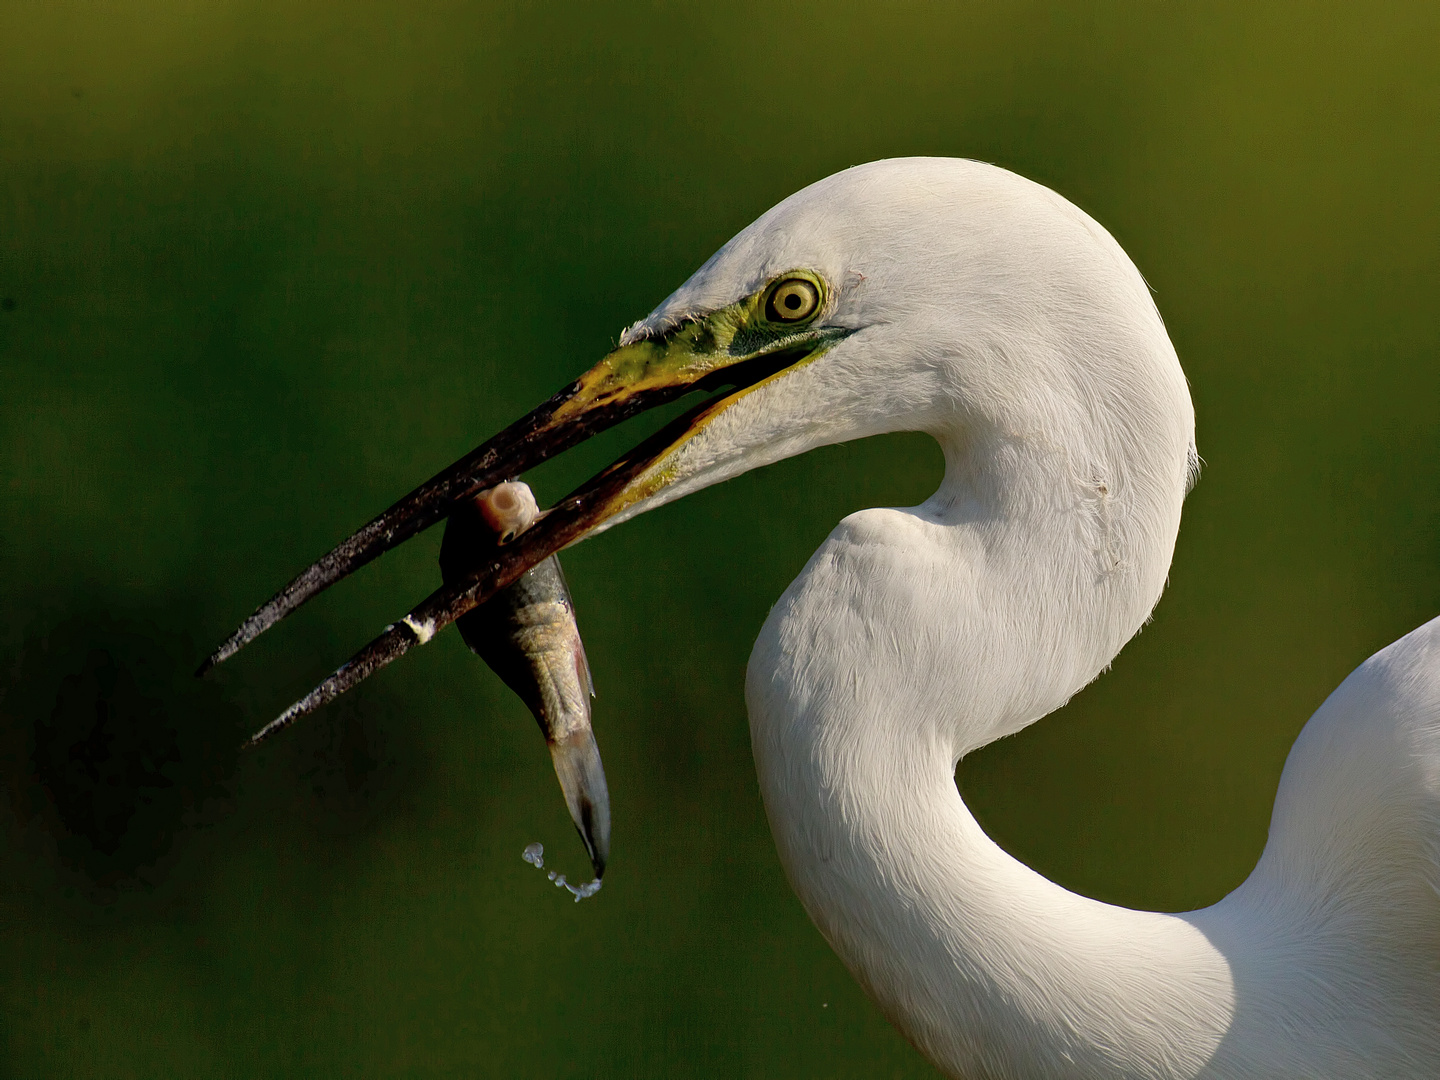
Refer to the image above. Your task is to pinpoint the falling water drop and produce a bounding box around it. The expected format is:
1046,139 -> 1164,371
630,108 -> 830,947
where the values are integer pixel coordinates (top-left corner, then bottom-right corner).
521,841 -> 603,902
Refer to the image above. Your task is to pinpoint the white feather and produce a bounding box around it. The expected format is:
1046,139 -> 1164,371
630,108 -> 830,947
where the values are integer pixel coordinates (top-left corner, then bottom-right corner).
615,159 -> 1440,1079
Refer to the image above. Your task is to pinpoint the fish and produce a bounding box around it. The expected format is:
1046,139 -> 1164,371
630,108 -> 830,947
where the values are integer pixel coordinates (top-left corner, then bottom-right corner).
439,480 -> 610,881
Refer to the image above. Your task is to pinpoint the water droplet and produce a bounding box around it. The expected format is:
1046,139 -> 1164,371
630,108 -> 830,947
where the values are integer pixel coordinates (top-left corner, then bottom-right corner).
565,878 -> 602,902
522,839 -> 602,901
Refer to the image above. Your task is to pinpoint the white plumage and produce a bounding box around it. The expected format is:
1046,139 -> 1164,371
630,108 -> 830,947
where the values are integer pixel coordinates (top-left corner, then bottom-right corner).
610,158 -> 1440,1078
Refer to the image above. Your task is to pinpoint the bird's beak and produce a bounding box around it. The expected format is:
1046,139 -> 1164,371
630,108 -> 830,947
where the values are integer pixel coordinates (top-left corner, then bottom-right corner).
206,284 -> 850,736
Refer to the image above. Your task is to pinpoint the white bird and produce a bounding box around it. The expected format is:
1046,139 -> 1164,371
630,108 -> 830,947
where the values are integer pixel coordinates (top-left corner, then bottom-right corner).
212,158 -> 1440,1079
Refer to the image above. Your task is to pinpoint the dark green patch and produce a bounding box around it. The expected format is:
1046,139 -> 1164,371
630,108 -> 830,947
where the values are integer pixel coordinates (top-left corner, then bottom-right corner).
0,609 -> 243,898
727,320 -> 794,357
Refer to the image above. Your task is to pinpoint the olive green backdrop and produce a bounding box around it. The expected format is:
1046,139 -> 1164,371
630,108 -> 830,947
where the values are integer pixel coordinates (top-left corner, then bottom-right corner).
2,2 -> 1437,1076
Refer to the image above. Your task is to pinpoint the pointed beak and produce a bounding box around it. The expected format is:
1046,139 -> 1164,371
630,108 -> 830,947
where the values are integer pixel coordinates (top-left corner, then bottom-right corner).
205,294 -> 850,735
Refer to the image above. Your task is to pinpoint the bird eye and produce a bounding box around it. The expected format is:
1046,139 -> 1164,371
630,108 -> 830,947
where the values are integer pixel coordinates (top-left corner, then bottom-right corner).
765,277 -> 821,323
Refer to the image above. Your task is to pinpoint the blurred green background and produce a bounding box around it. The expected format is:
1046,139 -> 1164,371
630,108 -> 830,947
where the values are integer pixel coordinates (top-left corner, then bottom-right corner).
2,2 -> 1437,1076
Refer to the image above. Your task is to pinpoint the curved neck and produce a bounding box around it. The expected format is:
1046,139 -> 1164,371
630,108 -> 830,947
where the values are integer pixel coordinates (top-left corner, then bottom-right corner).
745,432 -> 1232,1079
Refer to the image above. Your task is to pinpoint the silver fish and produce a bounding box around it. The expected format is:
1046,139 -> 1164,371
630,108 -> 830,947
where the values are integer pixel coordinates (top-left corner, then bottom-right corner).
439,481 -> 610,879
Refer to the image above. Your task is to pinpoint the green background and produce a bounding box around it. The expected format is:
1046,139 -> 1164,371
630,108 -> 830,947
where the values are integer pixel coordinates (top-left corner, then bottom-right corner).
2,2 -> 1437,1076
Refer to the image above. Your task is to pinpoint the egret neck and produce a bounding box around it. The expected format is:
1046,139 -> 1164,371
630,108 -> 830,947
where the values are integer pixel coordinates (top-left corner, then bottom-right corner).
746,421 -> 1234,1079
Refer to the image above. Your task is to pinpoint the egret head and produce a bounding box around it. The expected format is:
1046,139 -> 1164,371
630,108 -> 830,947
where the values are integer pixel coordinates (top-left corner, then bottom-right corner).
573,156 -> 1193,537
208,158 -> 1196,721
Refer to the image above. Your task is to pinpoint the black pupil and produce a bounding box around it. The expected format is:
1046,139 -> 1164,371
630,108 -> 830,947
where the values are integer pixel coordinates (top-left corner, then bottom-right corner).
784,293 -> 802,310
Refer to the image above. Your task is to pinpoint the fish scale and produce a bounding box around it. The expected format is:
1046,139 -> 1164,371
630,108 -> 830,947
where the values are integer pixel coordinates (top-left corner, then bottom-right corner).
440,481 -> 611,882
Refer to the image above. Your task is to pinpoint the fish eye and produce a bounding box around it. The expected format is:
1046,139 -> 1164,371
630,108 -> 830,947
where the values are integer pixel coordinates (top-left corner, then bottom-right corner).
765,277 -> 821,323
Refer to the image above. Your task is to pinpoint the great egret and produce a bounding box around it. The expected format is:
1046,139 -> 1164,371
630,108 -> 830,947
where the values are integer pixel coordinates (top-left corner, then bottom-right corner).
208,158 -> 1440,1078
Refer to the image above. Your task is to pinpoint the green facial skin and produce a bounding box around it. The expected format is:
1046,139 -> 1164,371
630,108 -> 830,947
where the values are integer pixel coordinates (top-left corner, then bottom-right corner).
550,269 -> 847,426
551,270 -> 854,522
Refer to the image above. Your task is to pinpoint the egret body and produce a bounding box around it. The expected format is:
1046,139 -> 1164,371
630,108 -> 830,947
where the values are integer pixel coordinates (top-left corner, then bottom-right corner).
215,158 -> 1440,1079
